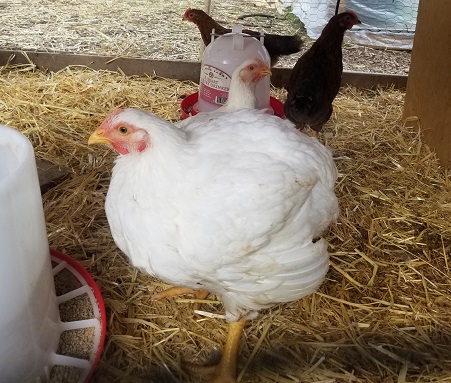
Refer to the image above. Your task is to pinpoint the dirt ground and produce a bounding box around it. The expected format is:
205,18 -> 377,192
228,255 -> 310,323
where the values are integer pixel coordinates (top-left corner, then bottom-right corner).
0,0 -> 411,74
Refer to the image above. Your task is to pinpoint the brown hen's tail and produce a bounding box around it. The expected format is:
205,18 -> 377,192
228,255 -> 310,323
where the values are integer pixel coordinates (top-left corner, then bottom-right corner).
267,33 -> 303,54
261,34 -> 303,66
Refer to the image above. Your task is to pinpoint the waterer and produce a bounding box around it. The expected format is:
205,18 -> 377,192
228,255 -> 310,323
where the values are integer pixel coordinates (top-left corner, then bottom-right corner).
194,24 -> 272,113
0,124 -> 105,382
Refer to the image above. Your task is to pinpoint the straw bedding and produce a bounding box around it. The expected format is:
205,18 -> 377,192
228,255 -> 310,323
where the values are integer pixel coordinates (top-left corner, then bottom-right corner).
1,63 -> 450,383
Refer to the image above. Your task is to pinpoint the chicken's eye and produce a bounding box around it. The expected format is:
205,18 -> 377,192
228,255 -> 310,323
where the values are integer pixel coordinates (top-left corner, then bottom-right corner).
118,126 -> 128,135
249,65 -> 255,71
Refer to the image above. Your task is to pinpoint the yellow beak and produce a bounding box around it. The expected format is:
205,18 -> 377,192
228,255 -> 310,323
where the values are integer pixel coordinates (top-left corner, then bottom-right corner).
88,129 -> 110,145
259,67 -> 272,77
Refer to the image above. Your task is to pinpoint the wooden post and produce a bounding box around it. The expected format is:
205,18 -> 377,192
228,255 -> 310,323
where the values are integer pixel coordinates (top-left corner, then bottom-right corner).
403,0 -> 451,166
198,0 -> 213,60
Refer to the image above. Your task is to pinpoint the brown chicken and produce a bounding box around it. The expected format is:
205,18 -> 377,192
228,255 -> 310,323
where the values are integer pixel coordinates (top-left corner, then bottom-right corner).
183,8 -> 303,67
284,11 -> 361,136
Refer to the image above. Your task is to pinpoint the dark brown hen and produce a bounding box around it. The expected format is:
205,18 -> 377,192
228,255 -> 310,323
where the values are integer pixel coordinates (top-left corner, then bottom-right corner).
284,11 -> 361,136
183,8 -> 303,67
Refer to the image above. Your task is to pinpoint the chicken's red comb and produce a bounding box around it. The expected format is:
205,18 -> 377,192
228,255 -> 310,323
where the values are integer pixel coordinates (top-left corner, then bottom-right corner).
183,8 -> 192,19
102,109 -> 124,127
110,108 -> 124,117
344,9 -> 361,23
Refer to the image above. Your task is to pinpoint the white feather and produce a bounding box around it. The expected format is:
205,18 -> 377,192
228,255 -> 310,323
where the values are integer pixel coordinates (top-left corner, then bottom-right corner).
104,107 -> 339,322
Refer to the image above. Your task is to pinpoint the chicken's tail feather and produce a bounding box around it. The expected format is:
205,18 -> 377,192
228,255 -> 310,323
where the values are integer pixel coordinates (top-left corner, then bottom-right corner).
264,34 -> 304,56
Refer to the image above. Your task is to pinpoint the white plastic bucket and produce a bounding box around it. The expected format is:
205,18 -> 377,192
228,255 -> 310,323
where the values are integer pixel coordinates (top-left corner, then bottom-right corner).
0,125 -> 60,382
196,24 -> 271,113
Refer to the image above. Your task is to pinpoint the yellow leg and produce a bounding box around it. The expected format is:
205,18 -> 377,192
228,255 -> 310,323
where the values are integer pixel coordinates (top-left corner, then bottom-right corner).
152,286 -> 209,301
210,320 -> 246,383
184,320 -> 246,383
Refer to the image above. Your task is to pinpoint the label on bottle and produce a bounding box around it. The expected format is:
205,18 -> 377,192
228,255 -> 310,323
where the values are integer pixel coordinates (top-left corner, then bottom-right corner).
199,65 -> 231,106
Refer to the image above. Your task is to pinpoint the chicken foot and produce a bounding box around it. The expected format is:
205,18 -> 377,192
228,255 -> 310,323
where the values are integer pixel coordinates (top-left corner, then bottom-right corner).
184,320 -> 246,383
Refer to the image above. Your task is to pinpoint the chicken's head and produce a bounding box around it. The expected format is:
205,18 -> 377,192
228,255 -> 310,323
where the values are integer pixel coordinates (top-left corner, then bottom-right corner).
237,58 -> 272,85
183,8 -> 200,24
88,109 -> 150,155
338,10 -> 361,29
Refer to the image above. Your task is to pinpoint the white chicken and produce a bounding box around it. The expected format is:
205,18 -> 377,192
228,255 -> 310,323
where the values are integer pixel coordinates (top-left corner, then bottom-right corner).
89,107 -> 339,382
178,57 -> 272,130
220,57 -> 271,111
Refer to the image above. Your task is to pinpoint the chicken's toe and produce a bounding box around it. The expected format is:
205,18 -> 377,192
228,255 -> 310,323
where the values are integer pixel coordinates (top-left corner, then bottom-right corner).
152,286 -> 210,310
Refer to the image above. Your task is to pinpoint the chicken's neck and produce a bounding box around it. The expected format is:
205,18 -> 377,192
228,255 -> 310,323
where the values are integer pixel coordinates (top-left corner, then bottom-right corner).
200,18 -> 226,45
315,23 -> 348,52
223,80 -> 258,111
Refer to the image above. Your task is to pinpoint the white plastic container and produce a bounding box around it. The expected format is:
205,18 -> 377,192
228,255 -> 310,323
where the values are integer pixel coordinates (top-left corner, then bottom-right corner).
0,124 -> 60,382
196,24 -> 271,113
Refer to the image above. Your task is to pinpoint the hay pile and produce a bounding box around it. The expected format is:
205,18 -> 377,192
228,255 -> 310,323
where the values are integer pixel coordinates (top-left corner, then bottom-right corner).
0,63 -> 450,383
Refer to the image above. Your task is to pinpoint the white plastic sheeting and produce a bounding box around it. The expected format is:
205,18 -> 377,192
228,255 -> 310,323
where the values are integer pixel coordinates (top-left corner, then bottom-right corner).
285,0 -> 418,50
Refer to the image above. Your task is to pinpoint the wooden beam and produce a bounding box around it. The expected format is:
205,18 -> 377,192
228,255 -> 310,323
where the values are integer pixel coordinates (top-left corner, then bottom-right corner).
36,159 -> 68,194
0,50 -> 200,82
272,68 -> 407,90
403,0 -> 451,167
0,50 -> 407,90
197,0 -> 212,60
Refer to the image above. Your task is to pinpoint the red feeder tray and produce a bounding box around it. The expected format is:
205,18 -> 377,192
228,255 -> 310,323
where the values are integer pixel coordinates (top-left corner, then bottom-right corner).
180,92 -> 285,119
50,248 -> 106,383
